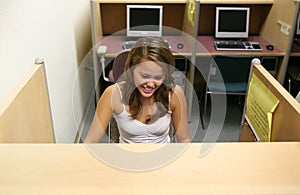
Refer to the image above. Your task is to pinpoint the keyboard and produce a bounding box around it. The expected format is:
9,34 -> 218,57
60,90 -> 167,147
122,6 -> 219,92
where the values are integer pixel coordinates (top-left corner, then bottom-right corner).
123,40 -> 171,50
214,41 -> 262,51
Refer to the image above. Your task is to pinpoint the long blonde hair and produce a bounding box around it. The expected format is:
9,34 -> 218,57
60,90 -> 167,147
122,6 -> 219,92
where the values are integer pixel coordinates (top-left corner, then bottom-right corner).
122,37 -> 176,119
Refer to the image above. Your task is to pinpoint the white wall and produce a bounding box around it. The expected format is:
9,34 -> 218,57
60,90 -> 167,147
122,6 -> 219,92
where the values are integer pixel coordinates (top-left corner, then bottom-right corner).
0,0 -> 93,142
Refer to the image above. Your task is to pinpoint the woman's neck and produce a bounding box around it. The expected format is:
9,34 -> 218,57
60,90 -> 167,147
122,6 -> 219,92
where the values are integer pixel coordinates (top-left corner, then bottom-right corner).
140,95 -> 154,106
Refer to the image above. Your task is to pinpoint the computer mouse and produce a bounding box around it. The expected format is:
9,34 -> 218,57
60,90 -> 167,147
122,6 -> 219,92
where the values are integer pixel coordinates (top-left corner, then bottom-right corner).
266,45 -> 274,51
177,43 -> 184,49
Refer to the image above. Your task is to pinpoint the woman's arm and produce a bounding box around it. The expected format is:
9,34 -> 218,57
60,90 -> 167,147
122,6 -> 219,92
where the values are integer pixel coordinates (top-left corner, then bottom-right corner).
171,85 -> 191,143
83,85 -> 114,143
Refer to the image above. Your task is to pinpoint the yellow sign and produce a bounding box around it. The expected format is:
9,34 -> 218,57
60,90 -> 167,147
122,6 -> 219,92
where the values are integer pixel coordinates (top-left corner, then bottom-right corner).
188,0 -> 196,27
246,74 -> 279,141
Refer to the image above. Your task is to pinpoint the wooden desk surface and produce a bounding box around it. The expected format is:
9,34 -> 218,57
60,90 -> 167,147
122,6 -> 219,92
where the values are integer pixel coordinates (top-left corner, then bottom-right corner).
98,35 -> 284,57
0,143 -> 299,194
99,35 -> 193,57
197,36 -> 284,56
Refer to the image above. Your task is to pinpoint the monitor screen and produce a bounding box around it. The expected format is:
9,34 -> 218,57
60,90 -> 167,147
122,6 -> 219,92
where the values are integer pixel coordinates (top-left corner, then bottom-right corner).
215,7 -> 250,39
127,5 -> 163,37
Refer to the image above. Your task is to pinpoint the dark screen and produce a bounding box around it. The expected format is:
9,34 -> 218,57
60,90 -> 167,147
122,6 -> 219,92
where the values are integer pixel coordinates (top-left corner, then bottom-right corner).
129,8 -> 160,31
218,10 -> 247,32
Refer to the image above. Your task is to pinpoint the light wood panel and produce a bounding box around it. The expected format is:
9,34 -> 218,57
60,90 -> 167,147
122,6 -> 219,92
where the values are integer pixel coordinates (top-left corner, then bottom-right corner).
260,0 -> 296,52
0,60 -> 54,143
91,0 -> 275,38
240,63 -> 300,141
197,4 -> 272,35
0,143 -> 299,194
95,3 -> 186,37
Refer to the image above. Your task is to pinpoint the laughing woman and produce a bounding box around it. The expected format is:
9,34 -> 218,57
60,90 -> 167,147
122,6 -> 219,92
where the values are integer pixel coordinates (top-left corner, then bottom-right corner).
84,37 -> 190,143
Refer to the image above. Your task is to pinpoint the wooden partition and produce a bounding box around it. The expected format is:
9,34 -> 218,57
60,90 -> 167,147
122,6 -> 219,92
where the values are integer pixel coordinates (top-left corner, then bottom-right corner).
197,4 -> 272,36
240,60 -> 300,142
0,59 -> 55,143
260,0 -> 296,52
90,0 -> 200,102
91,0 -> 193,42
196,0 -> 296,82
259,0 -> 297,82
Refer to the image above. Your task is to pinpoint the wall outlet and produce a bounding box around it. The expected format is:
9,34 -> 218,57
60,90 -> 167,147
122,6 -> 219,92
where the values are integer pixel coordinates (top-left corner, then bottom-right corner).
278,20 -> 291,36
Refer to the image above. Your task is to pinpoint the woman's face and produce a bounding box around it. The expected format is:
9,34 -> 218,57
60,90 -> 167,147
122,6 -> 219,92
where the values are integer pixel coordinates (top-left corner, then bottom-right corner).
132,59 -> 165,98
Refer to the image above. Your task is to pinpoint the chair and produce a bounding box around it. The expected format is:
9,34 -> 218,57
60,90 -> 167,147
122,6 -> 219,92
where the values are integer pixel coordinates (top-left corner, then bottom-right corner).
202,55 -> 258,128
108,49 -> 130,82
106,49 -> 130,143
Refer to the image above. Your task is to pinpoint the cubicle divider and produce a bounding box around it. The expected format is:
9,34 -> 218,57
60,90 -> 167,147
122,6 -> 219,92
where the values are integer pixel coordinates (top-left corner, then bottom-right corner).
90,0 -> 201,119
240,59 -> 300,142
181,0 -> 200,120
0,59 -> 55,143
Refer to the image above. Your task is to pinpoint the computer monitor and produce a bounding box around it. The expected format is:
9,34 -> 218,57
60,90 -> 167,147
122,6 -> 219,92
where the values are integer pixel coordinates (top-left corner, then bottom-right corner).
215,7 -> 250,39
126,5 -> 163,37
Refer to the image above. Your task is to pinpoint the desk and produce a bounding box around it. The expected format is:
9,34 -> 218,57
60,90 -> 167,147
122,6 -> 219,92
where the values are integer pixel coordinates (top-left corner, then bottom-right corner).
97,35 -> 282,79
98,35 -> 283,56
98,35 -> 194,57
195,35 -> 284,78
197,35 -> 284,56
91,0 -> 296,90
97,35 -> 283,119
0,143 -> 299,194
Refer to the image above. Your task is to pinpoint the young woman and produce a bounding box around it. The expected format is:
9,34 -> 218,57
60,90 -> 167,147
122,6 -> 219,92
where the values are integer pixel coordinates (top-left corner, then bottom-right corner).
84,37 -> 191,143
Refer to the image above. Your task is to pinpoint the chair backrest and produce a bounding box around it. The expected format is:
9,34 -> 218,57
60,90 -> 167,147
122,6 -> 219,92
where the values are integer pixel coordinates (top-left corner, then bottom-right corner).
107,50 -> 130,143
208,55 -> 258,93
109,49 -> 130,82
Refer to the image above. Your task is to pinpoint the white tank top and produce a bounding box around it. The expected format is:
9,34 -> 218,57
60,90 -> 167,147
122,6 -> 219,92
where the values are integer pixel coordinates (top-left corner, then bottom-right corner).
113,84 -> 171,143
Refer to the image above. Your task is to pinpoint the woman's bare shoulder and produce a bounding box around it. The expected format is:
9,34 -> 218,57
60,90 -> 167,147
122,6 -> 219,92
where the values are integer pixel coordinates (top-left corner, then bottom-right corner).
103,83 -> 124,101
102,84 -> 115,96
172,85 -> 185,97
100,84 -> 120,101
170,85 -> 187,106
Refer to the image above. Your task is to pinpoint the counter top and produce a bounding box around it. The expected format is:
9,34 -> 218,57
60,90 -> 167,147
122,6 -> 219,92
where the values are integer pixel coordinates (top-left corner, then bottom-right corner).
0,142 -> 299,194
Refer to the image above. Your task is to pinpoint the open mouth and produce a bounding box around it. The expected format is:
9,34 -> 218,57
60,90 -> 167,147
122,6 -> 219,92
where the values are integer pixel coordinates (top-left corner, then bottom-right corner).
142,86 -> 155,94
